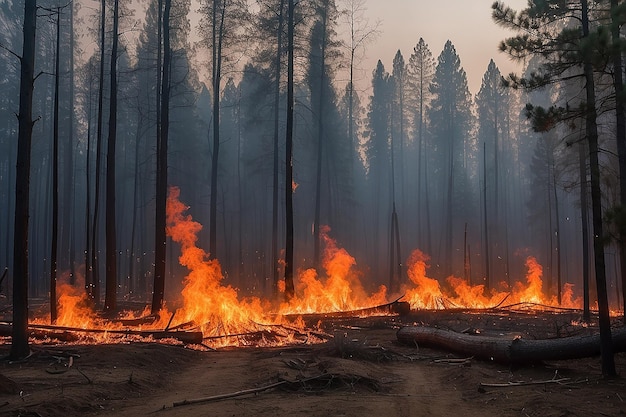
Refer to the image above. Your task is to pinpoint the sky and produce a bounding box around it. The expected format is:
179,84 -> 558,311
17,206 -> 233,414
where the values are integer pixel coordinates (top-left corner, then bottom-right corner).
353,0 -> 529,95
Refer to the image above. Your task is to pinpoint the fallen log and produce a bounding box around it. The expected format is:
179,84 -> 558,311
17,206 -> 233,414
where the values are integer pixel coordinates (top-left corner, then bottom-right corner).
397,325 -> 626,364
0,322 -> 203,345
283,296 -> 410,321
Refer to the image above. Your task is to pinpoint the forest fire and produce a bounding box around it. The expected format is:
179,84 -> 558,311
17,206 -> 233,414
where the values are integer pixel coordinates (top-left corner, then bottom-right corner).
403,249 -> 581,310
23,187 -> 586,348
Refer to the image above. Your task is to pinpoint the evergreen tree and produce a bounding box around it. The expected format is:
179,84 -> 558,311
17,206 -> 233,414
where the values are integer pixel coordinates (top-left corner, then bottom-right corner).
493,0 -> 616,377
475,59 -> 511,285
427,40 -> 474,279
365,60 -> 391,285
407,37 -> 435,255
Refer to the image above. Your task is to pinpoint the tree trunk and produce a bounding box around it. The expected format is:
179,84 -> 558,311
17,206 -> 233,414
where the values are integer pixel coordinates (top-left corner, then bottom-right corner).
552,160 -> 561,304
609,0 -> 626,323
483,142 -> 490,289
66,1 -> 76,285
582,0 -> 616,377
85,79 -> 92,305
209,0 -> 226,260
397,325 -> 626,364
11,0 -> 37,360
152,0 -> 171,314
313,7 -> 328,271
271,0 -> 285,296
50,9 -> 61,323
91,0 -> 107,305
283,0 -> 295,300
104,0 -> 120,313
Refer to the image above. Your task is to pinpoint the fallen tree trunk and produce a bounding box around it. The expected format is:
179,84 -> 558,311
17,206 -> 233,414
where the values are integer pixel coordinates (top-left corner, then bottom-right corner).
397,325 -> 626,364
0,322 -> 203,345
283,297 -> 410,322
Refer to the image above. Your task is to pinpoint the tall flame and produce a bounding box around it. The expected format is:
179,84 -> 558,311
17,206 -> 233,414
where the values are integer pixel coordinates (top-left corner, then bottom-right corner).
164,187 -> 269,337
279,225 -> 387,314
39,187 -> 590,347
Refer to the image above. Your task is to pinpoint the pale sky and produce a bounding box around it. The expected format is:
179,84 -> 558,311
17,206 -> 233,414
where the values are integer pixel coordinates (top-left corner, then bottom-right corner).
354,0 -> 528,95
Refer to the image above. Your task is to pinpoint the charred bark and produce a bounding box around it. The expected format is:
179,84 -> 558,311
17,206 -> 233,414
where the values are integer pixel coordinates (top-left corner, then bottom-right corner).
397,325 -> 626,364
11,0 -> 37,360
104,0 -> 120,313
283,0 -> 295,300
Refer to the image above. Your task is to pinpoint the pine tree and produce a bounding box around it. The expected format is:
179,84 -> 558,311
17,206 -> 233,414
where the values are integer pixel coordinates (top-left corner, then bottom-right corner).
407,37 -> 435,255
427,40 -> 474,279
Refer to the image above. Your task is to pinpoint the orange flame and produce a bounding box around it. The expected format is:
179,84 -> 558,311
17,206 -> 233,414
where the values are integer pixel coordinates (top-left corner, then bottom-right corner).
279,225 -> 387,314
403,249 -> 582,310
162,187 -> 271,340
38,187 -> 595,348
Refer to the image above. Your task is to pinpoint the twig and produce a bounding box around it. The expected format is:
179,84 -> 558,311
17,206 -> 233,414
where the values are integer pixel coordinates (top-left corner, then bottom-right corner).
0,268 -> 7,289
479,377 -> 571,388
164,311 -> 176,331
74,367 -> 92,384
491,293 -> 510,309
172,380 -> 288,407
433,357 -> 473,364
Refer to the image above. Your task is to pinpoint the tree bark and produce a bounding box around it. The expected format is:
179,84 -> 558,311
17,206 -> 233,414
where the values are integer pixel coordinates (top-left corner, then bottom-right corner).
11,0 -> 37,360
397,325 -> 626,364
50,9 -> 61,323
209,0 -> 226,260
91,0 -> 107,305
283,0 -> 295,300
579,141 -> 591,322
104,0 -> 120,313
609,0 -> 626,323
271,0 -> 285,296
152,0 -> 171,314
582,0 -> 616,377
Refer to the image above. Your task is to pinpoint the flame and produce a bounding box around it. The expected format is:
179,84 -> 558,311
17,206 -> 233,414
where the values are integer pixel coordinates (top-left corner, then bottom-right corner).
279,225 -> 388,314
34,187 -> 601,348
403,249 -> 582,310
161,187 -> 271,342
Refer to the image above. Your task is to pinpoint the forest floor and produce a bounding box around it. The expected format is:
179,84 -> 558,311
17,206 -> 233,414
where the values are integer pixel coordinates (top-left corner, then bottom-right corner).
0,309 -> 625,417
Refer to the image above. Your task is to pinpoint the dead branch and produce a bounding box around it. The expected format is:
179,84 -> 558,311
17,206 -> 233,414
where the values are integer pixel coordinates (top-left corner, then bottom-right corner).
282,297 -> 410,321
172,380 -> 288,407
0,322 -> 203,344
479,378 -> 571,388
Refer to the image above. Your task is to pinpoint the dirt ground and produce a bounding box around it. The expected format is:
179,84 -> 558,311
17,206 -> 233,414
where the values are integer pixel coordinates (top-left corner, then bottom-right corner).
0,311 -> 625,417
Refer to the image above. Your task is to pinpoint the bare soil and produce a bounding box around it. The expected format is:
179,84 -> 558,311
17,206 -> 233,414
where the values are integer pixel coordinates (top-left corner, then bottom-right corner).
0,311 -> 625,417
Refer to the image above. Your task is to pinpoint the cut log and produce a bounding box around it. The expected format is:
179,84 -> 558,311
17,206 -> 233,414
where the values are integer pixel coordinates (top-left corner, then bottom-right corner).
397,325 -> 626,364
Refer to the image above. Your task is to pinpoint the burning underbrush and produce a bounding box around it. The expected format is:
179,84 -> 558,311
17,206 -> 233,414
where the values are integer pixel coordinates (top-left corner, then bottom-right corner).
12,187 -> 594,349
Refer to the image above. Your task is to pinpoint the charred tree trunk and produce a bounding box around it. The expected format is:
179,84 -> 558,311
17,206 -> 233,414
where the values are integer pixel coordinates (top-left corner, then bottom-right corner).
209,0 -> 226,260
65,0 -> 76,284
152,0 -> 171,314
582,0 -> 616,377
483,142 -> 490,289
104,0 -> 120,313
11,0 -> 37,360
50,9 -> 61,323
397,325 -> 626,364
85,79 -> 93,302
91,0 -> 107,305
552,161 -> 561,304
271,0 -> 285,296
284,0 -> 295,300
313,8 -> 328,271
610,0 -> 626,323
